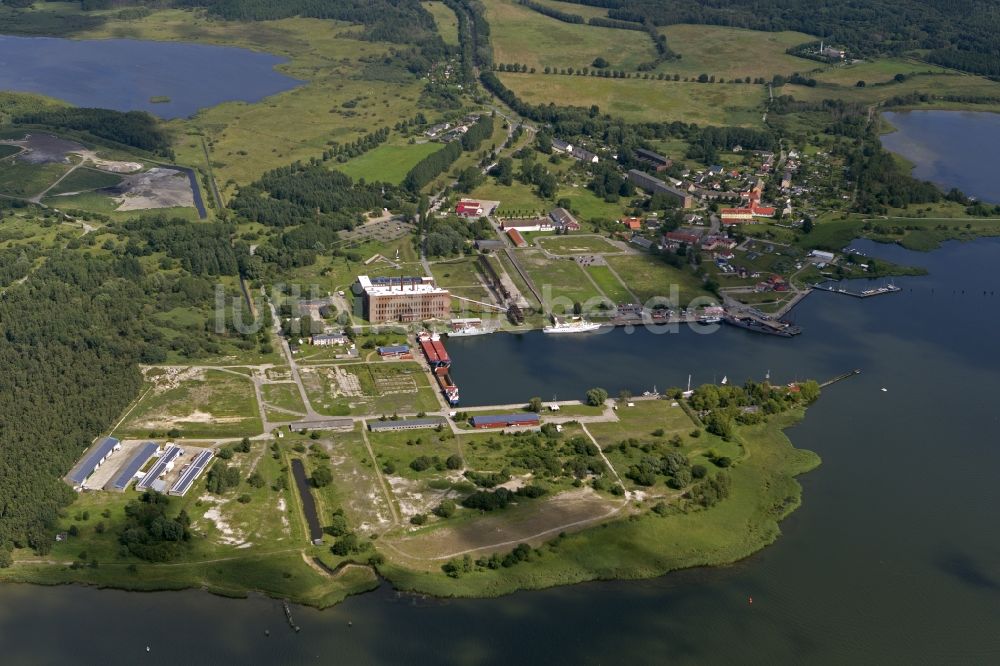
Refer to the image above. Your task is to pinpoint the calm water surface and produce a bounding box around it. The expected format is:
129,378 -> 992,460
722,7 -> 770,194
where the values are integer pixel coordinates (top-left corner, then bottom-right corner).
881,110 -> 1000,203
0,34 -> 301,118
2,238 -> 1000,664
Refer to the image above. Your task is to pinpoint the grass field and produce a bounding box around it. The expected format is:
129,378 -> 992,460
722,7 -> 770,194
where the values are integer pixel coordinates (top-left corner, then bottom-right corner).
260,382 -> 307,418
786,70 -> 1000,106
606,253 -> 715,307
116,368 -> 262,438
537,234 -> 621,255
500,73 -> 767,125
47,166 -> 123,195
585,263 -> 634,303
0,159 -> 71,197
660,25 -> 816,80
336,141 -> 442,185
486,0 -> 655,71
0,144 -> 21,159
424,0 -> 460,45
519,249 -> 604,307
471,180 -> 548,216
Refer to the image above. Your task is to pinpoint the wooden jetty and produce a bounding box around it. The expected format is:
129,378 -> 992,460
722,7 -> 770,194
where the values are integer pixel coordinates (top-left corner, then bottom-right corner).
820,369 -> 861,388
813,282 -> 901,299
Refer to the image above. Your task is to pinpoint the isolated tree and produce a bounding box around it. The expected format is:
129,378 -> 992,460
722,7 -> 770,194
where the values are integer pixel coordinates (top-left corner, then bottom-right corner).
312,467 -> 333,488
527,396 -> 543,413
586,387 -> 609,406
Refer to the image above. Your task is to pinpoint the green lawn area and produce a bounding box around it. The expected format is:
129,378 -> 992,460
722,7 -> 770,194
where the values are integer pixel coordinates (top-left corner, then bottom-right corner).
47,166 -> 123,195
519,250 -> 604,308
499,73 -> 767,125
336,141 -> 442,185
471,180 -> 549,217
424,0 -> 460,45
115,368 -> 262,438
0,159 -> 71,197
585,264 -> 634,304
659,25 -> 816,80
0,144 -> 21,159
557,187 -> 627,222
486,0 -> 656,71
260,382 -> 307,417
537,234 -> 621,255
606,253 -> 715,307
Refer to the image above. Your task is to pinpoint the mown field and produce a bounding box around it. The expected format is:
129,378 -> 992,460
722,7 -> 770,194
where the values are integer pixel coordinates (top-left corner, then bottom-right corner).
499,73 -> 767,125
606,253 -> 716,307
423,0 -> 460,46
336,141 -> 443,185
485,0 -> 655,71
659,25 -> 816,80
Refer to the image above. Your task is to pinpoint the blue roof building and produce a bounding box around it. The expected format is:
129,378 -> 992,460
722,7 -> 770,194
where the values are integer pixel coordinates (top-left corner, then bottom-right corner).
66,436 -> 121,486
107,442 -> 159,492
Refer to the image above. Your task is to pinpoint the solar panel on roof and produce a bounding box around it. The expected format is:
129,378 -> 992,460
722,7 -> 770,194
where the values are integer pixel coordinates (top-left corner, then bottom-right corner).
107,442 -> 158,491
136,444 -> 181,491
169,450 -> 213,496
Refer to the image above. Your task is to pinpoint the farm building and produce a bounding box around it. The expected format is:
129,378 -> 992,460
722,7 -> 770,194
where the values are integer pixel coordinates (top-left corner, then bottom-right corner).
106,441 -> 159,492
469,413 -> 541,429
66,436 -> 122,488
501,218 -> 552,233
368,417 -> 446,432
548,207 -> 580,231
507,228 -> 527,247
456,200 -> 485,218
289,419 -> 355,432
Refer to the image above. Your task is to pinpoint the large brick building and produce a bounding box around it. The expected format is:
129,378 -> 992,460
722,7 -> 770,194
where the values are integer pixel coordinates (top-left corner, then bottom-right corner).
357,275 -> 451,323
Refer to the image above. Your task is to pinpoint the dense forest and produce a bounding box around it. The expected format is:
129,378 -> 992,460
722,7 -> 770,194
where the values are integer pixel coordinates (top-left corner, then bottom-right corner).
12,108 -> 172,156
556,0 -> 1000,76
0,252 -> 146,552
0,214 -> 271,553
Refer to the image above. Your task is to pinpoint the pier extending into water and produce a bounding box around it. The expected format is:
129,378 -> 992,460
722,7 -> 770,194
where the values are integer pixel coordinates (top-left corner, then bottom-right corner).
820,368 -> 862,388
813,282 -> 901,299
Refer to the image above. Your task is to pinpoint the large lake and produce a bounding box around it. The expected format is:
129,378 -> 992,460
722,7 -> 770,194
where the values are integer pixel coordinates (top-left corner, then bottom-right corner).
881,110 -> 1000,203
3,237 -> 1000,663
0,34 -> 301,118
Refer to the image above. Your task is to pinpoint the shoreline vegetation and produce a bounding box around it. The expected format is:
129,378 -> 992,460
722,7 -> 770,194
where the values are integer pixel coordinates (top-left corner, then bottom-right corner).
1,404 -> 819,609
0,0 -> 998,612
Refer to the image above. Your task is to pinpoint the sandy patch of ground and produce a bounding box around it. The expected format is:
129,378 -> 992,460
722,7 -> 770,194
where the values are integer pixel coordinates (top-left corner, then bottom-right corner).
198,495 -> 248,546
143,365 -> 206,394
114,167 -> 194,211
